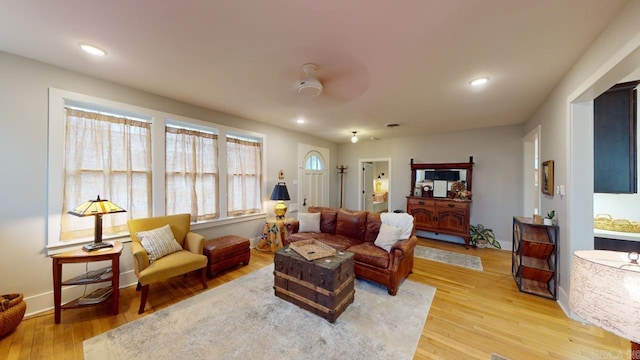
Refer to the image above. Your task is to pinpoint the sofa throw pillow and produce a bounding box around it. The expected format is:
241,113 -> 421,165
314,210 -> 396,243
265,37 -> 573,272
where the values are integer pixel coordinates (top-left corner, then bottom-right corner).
137,224 -> 183,263
298,212 -> 321,233
374,223 -> 403,252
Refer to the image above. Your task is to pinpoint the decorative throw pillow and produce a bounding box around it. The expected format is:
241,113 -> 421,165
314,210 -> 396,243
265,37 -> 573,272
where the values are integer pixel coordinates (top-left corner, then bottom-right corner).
298,212 -> 321,233
374,223 -> 403,252
137,224 -> 183,263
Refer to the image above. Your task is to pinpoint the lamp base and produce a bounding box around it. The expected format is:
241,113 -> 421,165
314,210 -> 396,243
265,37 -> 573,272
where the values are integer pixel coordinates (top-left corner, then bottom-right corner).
274,201 -> 287,220
82,242 -> 113,252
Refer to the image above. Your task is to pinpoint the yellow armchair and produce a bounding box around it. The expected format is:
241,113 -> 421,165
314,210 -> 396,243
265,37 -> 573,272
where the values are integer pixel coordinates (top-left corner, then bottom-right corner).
127,214 -> 208,314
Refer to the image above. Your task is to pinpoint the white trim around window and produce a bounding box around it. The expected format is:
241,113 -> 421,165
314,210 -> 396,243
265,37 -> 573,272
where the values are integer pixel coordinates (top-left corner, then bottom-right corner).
47,88 -> 267,252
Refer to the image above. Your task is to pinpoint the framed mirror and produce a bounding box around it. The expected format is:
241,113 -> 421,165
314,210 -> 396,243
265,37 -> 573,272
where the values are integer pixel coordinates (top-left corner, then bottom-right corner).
409,159 -> 474,199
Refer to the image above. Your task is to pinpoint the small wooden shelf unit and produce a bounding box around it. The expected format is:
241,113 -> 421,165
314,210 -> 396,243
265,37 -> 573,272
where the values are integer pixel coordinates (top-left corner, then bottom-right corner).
52,241 -> 123,323
511,217 -> 558,300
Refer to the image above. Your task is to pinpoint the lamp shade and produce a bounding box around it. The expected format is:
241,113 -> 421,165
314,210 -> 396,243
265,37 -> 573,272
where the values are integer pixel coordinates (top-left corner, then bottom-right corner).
569,250 -> 640,344
270,182 -> 290,201
68,196 -> 126,217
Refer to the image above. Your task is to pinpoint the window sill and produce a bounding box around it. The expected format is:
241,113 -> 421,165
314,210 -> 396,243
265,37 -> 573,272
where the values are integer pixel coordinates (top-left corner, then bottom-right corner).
46,213 -> 267,255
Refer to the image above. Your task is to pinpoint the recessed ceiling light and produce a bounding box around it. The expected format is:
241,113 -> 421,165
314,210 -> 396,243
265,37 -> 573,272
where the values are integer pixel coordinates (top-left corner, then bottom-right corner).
79,43 -> 107,56
469,77 -> 489,87
296,118 -> 305,124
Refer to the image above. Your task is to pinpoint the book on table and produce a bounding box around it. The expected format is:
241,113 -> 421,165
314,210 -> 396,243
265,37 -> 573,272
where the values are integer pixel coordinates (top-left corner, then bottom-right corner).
78,287 -> 113,305
63,266 -> 113,284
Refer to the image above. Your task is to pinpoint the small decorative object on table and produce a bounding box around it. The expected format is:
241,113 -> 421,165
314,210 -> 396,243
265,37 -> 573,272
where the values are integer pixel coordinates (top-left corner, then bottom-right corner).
289,239 -> 336,260
544,210 -> 555,226
0,293 -> 26,338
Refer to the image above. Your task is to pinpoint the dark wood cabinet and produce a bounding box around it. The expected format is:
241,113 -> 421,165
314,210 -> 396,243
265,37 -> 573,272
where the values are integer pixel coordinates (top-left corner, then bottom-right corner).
512,217 -> 558,300
407,159 -> 473,247
594,81 -> 638,193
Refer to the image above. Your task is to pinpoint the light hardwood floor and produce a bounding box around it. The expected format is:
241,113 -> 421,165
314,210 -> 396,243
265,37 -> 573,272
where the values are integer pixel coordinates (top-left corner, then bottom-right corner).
1,238 -> 629,359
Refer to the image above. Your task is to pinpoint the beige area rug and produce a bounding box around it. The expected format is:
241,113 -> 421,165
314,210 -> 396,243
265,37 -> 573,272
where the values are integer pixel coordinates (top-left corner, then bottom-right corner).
414,245 -> 483,271
84,264 -> 436,360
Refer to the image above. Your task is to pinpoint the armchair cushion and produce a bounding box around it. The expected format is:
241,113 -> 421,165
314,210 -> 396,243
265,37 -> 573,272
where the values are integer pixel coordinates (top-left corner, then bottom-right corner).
137,224 -> 183,263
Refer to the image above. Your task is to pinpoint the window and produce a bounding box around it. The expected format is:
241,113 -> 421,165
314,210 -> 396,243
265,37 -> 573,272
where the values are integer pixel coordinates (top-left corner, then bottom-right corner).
226,135 -> 262,216
304,152 -> 324,170
48,88 -> 266,251
165,126 -> 219,221
61,108 -> 151,241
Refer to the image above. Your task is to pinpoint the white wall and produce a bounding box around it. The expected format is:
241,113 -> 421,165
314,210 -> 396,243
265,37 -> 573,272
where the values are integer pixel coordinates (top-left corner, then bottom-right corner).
337,124 -> 524,248
523,0 -> 640,316
0,51 -> 337,315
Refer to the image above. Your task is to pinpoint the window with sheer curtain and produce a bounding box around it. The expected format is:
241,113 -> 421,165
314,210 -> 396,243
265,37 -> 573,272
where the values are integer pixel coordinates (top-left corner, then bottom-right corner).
61,108 -> 152,241
226,136 -> 262,216
165,126 -> 219,221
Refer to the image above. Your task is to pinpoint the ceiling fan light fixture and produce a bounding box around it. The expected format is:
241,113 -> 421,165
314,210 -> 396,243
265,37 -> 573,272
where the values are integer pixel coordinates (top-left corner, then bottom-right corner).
351,131 -> 358,143
298,63 -> 323,97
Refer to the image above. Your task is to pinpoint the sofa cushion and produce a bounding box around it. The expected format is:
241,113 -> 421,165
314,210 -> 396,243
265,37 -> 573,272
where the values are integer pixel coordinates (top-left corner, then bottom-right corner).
347,242 -> 389,269
309,207 -> 338,234
298,212 -> 321,232
336,208 -> 367,240
374,223 -> 403,252
364,212 -> 382,243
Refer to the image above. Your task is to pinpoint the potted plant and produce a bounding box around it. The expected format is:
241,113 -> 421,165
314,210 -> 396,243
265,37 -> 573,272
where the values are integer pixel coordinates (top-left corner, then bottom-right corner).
544,210 -> 556,225
470,224 -> 501,249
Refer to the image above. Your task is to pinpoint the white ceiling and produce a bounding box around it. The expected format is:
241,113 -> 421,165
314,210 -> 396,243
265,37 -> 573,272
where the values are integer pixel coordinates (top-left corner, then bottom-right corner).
0,0 -> 628,142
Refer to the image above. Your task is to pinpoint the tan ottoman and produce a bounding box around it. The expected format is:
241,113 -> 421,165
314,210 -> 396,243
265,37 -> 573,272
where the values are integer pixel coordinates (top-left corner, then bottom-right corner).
203,235 -> 251,278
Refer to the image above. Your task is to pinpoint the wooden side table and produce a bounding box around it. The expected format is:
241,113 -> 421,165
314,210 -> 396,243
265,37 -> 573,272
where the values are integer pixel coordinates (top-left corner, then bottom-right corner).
257,217 -> 294,253
52,241 -> 123,323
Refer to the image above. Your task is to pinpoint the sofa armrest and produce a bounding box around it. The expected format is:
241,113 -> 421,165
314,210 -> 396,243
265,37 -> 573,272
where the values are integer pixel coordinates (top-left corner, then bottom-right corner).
184,231 -> 205,254
389,235 -> 418,269
130,241 -> 150,274
285,220 -> 299,235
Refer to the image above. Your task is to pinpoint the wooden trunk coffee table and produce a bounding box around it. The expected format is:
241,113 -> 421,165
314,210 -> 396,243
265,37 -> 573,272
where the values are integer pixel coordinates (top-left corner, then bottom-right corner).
274,246 -> 355,323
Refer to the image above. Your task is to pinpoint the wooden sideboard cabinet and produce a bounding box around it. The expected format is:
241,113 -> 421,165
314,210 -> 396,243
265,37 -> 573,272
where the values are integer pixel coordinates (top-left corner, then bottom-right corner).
406,159 -> 474,247
407,197 -> 471,246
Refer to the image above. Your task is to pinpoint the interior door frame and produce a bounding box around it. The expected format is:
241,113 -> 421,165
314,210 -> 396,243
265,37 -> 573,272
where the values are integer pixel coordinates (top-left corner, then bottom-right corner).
523,125 -> 541,217
357,157 -> 392,211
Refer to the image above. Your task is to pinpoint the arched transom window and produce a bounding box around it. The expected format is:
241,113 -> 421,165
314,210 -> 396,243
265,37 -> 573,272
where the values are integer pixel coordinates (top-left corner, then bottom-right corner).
304,151 -> 324,170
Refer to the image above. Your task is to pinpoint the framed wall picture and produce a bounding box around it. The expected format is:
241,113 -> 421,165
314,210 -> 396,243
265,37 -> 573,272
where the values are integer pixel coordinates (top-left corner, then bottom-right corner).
542,160 -> 554,196
433,180 -> 448,198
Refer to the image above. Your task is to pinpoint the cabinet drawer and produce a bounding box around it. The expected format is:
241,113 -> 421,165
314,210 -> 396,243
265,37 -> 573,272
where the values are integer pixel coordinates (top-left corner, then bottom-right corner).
436,201 -> 469,211
407,198 -> 435,207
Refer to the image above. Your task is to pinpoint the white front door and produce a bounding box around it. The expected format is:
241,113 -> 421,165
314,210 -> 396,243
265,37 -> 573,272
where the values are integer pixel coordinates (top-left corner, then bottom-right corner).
298,144 -> 330,213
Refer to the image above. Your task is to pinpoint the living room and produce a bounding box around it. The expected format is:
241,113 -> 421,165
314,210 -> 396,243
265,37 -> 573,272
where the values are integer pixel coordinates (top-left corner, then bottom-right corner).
1,1 -> 640,359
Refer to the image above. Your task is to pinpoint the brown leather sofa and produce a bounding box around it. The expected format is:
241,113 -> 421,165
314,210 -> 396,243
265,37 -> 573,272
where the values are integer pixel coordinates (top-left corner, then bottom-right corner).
284,207 -> 417,295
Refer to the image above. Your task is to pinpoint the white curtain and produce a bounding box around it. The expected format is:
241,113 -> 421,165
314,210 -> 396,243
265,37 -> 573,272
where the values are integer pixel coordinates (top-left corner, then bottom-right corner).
165,126 -> 219,221
226,137 -> 262,216
61,108 -> 151,241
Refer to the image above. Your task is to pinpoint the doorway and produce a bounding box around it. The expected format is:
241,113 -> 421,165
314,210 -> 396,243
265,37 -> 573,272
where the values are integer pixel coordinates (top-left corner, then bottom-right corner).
358,158 -> 391,213
298,143 -> 330,213
523,125 -> 540,217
